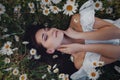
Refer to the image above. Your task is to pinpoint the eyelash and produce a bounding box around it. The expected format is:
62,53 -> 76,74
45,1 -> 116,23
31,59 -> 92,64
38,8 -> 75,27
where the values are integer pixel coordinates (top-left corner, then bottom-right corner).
43,34 -> 48,41
42,28 -> 49,41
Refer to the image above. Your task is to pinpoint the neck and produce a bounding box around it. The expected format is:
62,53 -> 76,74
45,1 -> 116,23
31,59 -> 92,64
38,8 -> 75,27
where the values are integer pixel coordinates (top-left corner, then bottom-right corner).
61,34 -> 72,45
61,34 -> 83,45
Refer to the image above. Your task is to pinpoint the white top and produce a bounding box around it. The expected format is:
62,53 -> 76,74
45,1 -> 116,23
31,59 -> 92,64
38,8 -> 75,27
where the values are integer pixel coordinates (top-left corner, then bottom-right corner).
71,0 -> 120,80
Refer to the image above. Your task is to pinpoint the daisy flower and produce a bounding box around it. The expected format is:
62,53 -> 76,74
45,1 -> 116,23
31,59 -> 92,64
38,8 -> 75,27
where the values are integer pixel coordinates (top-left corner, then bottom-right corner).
34,55 -> 41,59
1,48 -> 13,55
47,65 -> 52,73
92,61 -> 104,68
92,61 -> 98,67
30,8 -> 36,13
53,68 -> 59,73
0,3 -> 6,15
19,74 -> 27,80
52,54 -> 58,59
51,0 -> 62,4
41,0 -> 51,5
50,6 -> 61,14
13,68 -> 19,75
58,73 -> 69,80
88,69 -> 100,80
28,2 -> 35,9
41,74 -> 47,79
30,48 -> 36,55
43,7 -> 50,16
63,2 -> 78,16
4,57 -> 10,64
94,0 -> 103,11
106,7 -> 113,14
58,73 -> 65,78
40,3 -> 46,9
63,74 -> 69,80
1,41 -> 13,55
14,5 -> 21,13
3,41 -> 12,49
97,61 -> 104,67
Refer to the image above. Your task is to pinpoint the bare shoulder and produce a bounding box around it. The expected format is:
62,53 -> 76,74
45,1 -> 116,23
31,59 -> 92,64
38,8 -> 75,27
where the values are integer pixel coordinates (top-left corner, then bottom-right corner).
72,52 -> 86,69
70,14 -> 82,32
71,14 -> 80,23
93,17 -> 115,29
72,14 -> 80,19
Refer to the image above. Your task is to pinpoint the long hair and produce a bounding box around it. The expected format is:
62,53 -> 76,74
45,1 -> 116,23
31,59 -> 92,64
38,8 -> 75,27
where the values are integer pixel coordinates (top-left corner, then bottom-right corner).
23,22 -> 77,77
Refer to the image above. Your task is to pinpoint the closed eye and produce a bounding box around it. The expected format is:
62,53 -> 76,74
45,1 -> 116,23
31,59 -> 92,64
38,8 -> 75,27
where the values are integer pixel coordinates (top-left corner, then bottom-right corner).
42,33 -> 48,41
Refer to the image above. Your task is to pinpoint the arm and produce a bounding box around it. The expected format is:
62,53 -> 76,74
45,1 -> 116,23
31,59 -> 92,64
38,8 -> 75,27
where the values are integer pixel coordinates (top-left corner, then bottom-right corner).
77,26 -> 120,40
83,44 -> 120,59
67,14 -> 120,40
77,17 -> 120,40
57,43 -> 120,59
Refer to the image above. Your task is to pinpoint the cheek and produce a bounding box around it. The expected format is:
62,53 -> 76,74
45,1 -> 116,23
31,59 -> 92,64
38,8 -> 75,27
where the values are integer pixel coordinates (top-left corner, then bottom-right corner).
46,39 -> 60,49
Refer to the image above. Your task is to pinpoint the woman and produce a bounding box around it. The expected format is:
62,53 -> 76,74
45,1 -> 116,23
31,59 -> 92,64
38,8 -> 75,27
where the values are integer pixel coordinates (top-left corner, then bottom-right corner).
24,0 -> 120,79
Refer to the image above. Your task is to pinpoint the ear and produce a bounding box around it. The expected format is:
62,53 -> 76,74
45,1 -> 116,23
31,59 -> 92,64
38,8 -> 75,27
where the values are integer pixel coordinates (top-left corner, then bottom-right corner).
46,49 -> 55,54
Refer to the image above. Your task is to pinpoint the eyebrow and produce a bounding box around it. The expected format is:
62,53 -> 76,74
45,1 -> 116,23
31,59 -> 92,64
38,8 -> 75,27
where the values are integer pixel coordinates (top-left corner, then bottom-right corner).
42,33 -> 44,40
41,29 -> 47,40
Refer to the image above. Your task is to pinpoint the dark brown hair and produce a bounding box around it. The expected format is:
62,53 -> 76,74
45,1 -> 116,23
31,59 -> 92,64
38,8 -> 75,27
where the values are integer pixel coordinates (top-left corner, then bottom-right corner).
23,23 -> 77,77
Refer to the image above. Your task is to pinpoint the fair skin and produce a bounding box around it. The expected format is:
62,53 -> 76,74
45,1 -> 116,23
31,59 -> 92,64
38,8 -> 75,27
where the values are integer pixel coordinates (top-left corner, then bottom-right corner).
35,14 -> 120,69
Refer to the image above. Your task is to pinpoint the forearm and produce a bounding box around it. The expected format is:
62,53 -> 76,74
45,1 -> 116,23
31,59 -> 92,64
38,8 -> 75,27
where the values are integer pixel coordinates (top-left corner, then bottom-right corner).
78,26 -> 120,40
83,44 -> 120,59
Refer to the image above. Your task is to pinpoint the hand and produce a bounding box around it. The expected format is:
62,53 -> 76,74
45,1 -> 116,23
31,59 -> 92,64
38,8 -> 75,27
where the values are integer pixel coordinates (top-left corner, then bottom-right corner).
64,28 -> 81,39
57,44 -> 84,54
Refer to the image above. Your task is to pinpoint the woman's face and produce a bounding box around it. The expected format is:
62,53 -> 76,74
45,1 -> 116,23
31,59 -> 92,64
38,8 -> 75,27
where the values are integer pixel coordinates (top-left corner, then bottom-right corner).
35,28 -> 64,54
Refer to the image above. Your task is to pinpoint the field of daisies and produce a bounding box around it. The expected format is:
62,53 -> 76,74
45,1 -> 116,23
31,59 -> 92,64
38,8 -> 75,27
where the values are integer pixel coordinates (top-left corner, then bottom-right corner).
0,0 -> 120,80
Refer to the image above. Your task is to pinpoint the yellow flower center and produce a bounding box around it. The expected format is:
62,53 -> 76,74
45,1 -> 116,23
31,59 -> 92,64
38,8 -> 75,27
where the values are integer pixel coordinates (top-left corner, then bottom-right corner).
95,3 -> 100,8
45,10 -> 48,13
66,5 -> 73,11
30,3 -> 33,7
14,71 -> 17,74
5,44 -> 10,49
54,6 -> 57,10
15,71 -> 17,73
98,63 -> 102,66
21,75 -> 25,80
32,50 -> 35,53
70,0 -> 74,2
93,62 -> 97,66
6,59 -> 9,62
91,72 -> 96,77
45,0 -> 48,2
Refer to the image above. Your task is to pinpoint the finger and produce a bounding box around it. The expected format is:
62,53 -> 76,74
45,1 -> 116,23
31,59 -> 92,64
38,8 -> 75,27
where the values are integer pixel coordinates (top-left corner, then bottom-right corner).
57,48 -> 71,54
59,44 -> 71,48
60,44 -> 68,47
57,48 -> 66,52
